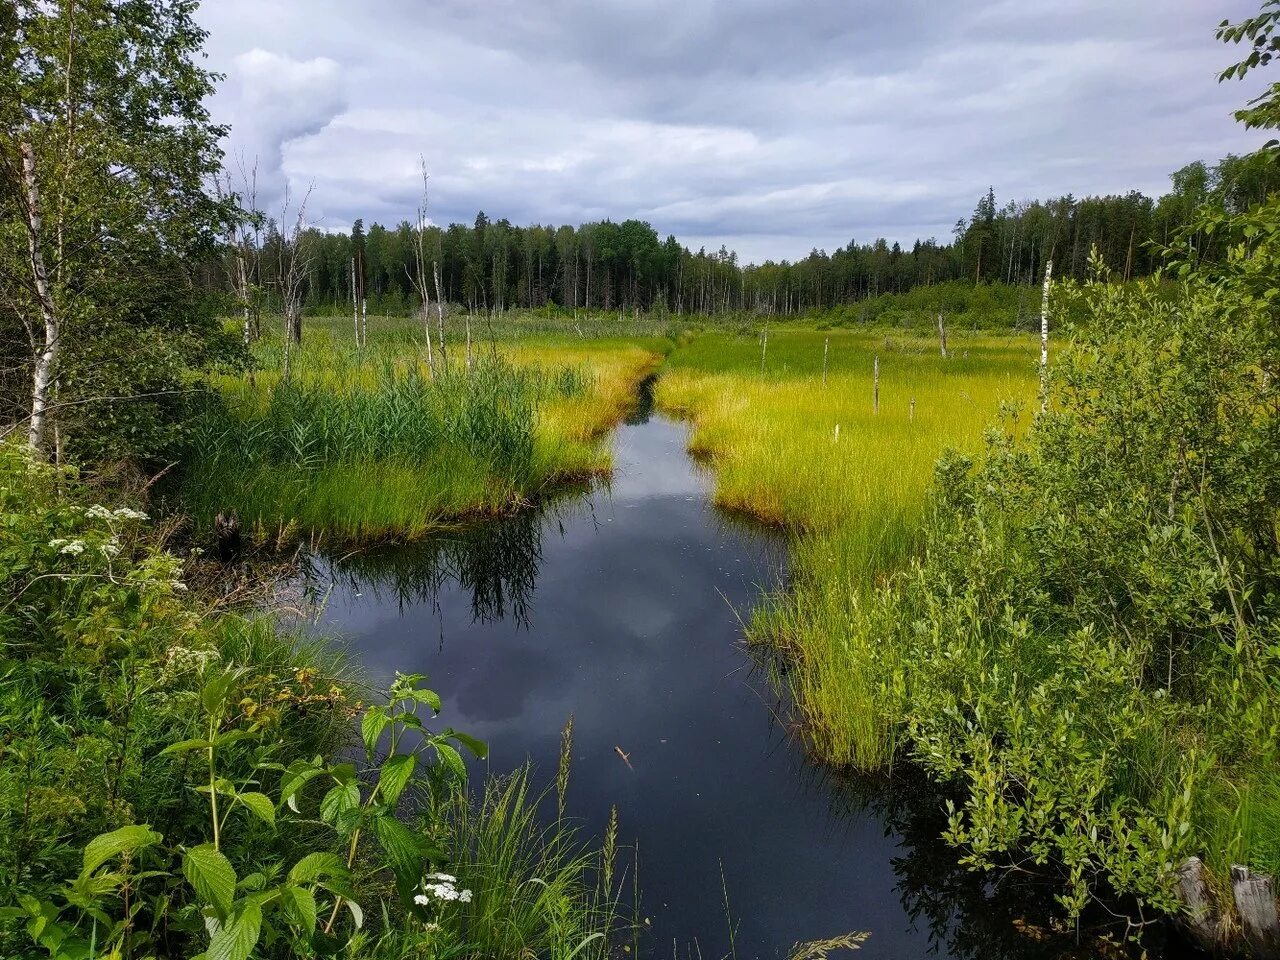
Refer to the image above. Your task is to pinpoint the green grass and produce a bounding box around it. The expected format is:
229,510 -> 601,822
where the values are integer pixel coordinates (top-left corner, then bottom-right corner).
181,318 -> 664,543
657,327 -> 1038,766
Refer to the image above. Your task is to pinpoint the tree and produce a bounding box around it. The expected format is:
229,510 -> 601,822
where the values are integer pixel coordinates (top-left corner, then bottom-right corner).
1,0 -> 237,464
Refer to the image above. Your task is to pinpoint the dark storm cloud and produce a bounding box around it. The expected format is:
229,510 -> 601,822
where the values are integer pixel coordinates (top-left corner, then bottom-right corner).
196,0 -> 1267,263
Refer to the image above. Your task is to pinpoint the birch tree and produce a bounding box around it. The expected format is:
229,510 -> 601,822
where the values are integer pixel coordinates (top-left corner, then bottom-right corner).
1,0 -> 235,463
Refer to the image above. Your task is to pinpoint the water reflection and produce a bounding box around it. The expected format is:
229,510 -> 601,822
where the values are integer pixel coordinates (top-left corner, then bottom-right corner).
295,410 -> 1174,960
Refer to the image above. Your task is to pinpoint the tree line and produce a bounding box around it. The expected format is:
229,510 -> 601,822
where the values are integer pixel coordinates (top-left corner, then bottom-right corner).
201,151 -> 1280,326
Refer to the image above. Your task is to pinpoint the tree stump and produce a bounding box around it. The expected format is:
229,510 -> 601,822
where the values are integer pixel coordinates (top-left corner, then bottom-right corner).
1232,865 -> 1280,956
214,511 -> 241,562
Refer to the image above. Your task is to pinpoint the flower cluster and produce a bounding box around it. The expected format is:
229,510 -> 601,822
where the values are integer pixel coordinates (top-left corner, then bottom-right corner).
413,872 -> 472,905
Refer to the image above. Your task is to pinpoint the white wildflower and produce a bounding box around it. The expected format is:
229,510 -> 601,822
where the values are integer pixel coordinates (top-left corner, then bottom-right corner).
112,507 -> 148,521
458,889 -> 472,903
413,894 -> 429,906
170,580 -> 189,592
85,505 -> 113,520
48,538 -> 68,549
426,872 -> 457,883
99,539 -> 120,558
59,540 -> 86,556
423,922 -> 440,932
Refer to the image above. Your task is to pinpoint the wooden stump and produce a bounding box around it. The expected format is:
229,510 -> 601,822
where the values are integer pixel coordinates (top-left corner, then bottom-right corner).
214,510 -> 242,562
1233,865 -> 1280,956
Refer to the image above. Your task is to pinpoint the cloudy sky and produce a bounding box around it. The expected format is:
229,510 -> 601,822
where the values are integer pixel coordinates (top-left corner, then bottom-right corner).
197,1 -> 1267,264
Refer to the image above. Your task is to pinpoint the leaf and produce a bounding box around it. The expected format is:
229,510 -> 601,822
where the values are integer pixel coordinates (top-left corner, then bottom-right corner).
346,897 -> 364,929
201,670 -> 242,716
160,738 -> 213,756
319,781 -> 361,828
288,852 -> 347,885
207,901 -> 262,960
361,706 -> 389,757
377,753 -> 416,806
183,844 -> 237,921
433,741 -> 467,780
236,792 -> 275,828
81,825 -> 163,877
411,687 -> 442,712
372,814 -> 423,871
445,729 -> 488,760
280,885 -> 317,935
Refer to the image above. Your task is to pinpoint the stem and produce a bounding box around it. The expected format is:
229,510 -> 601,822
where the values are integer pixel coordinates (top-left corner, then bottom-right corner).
208,717 -> 220,852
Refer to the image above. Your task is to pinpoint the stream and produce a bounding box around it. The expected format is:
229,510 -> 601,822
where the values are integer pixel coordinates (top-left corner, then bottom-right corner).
299,399 -> 1083,960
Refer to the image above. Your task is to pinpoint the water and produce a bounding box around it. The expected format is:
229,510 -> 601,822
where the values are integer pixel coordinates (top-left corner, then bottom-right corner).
300,409 -> 1091,960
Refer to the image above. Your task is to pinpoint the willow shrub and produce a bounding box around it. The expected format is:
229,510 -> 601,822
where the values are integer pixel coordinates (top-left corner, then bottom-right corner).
869,227 -> 1280,922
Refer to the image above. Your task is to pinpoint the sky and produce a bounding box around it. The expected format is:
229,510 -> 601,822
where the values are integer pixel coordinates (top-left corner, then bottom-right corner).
196,0 -> 1269,265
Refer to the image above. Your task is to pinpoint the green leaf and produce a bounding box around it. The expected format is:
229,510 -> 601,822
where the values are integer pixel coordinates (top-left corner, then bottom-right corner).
433,741 -> 467,779
201,670 -> 242,716
183,844 -> 237,921
361,706 -> 389,757
445,729 -> 488,760
372,814 -> 423,871
160,738 -> 213,756
377,753 -> 416,806
236,792 -> 275,828
288,852 -> 347,885
412,687 -> 442,712
280,885 -> 317,935
319,781 -> 361,828
207,901 -> 262,960
81,825 -> 163,876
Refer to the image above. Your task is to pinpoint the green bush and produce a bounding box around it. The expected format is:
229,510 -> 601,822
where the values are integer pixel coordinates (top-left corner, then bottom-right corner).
840,210 -> 1280,924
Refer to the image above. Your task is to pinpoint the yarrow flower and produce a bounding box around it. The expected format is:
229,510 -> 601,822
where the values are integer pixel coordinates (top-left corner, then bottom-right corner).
413,894 -> 429,906
417,874 -> 472,905
85,505 -> 113,520
59,540 -> 86,556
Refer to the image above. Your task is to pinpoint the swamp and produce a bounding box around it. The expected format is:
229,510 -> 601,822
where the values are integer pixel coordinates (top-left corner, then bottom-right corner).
3,3 -> 1280,959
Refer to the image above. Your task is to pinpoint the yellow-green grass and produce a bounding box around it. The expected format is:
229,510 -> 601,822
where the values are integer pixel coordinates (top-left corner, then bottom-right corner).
658,328 -> 1038,767
188,319 -> 664,542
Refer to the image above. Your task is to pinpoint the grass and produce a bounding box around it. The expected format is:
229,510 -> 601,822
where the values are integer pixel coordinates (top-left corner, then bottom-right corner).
181,317 -> 664,543
656,327 -> 1038,766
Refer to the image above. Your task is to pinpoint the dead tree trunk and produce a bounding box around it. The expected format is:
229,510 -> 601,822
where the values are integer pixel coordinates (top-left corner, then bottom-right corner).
21,143 -> 60,454
432,259 -> 447,368
937,311 -> 948,359
873,355 -> 880,413
1039,259 -> 1053,413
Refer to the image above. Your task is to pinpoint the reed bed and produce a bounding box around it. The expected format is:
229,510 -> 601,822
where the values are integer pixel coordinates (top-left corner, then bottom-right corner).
656,328 -> 1038,766
183,321 -> 663,542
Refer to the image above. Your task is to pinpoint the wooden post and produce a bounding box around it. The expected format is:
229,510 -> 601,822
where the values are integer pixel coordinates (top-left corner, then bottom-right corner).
760,323 -> 768,375
937,311 -> 948,359
360,296 -> 368,349
822,336 -> 829,386
873,355 -> 880,414
1039,259 -> 1053,413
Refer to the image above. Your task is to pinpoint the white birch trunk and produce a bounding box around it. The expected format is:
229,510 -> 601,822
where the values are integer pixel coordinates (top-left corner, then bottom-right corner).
873,355 -> 880,414
937,311 -> 948,359
21,143 -> 60,454
1039,259 -> 1053,413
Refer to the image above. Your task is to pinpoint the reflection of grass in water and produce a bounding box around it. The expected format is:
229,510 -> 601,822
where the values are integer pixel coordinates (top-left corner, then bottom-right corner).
656,328 -> 1037,768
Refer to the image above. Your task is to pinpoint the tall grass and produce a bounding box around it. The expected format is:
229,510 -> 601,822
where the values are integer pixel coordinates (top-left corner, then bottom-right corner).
183,319 -> 663,542
657,328 -> 1038,766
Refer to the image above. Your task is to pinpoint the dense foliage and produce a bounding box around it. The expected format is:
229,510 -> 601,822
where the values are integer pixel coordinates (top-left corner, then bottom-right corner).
795,205 -> 1280,928
0,0 -> 242,465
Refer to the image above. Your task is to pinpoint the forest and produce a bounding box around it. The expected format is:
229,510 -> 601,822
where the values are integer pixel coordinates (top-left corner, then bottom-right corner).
198,152 -> 1280,320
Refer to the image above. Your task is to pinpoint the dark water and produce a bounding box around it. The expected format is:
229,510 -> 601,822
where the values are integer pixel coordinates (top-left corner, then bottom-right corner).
301,409 -> 1106,960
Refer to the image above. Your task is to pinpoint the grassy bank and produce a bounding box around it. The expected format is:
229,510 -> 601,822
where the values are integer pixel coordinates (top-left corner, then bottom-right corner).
179,319 -> 664,543
658,328 -> 1037,765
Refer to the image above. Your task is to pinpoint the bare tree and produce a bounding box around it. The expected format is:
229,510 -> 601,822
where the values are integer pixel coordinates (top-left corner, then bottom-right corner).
217,157 -> 264,346
406,160 -> 435,372
277,183 -> 314,376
